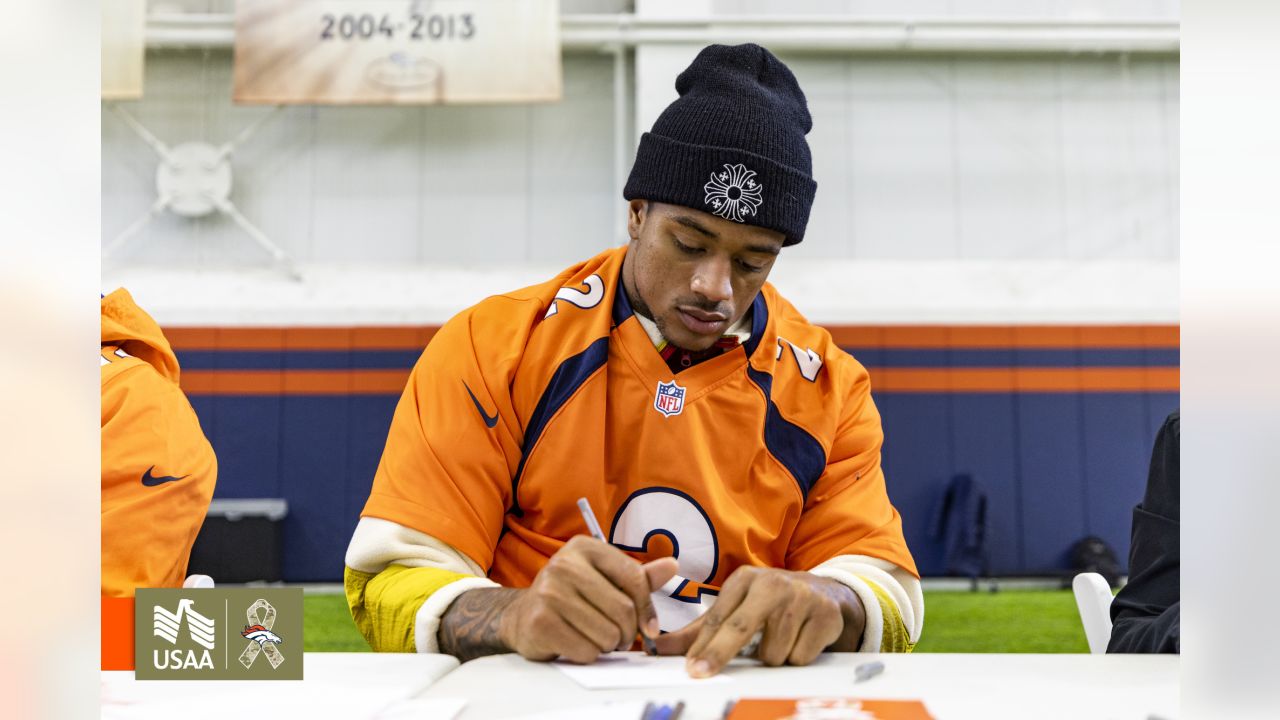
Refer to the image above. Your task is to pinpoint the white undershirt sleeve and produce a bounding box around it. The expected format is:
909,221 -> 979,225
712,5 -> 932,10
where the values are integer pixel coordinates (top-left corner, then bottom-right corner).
809,554 -> 924,651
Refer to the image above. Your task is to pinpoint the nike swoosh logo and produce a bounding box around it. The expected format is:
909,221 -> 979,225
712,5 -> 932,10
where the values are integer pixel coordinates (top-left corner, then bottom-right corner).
141,466 -> 189,486
463,381 -> 499,429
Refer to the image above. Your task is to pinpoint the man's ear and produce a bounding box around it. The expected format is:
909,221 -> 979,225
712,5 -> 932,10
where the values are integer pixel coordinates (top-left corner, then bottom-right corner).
627,199 -> 647,241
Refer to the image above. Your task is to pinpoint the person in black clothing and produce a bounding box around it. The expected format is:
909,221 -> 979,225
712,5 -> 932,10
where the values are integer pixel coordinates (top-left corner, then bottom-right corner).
1108,410 -> 1180,653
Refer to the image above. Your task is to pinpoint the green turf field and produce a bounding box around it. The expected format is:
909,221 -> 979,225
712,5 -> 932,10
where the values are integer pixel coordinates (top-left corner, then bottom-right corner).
912,590 -> 1089,653
304,589 -> 1089,654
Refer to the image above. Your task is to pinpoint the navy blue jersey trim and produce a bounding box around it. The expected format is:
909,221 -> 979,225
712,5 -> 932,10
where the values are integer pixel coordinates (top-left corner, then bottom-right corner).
509,336 -> 611,516
612,279 -> 635,327
745,366 -> 826,500
741,292 -> 769,359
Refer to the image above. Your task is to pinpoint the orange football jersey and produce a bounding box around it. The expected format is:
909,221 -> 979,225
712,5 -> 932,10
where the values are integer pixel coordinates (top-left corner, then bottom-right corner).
101,289 -> 217,597
364,246 -> 916,630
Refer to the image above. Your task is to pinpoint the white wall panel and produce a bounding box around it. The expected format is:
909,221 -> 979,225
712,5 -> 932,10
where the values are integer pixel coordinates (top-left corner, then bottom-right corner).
953,59 -> 1066,259
1161,58 -> 1179,260
417,104 -> 532,264
945,0 -> 1057,19
844,1 -> 951,17
1050,1 -> 1178,19
1059,56 -> 1173,260
711,0 -> 1178,19
843,58 -> 959,260
111,259 -> 1179,327
101,107 -> 156,260
779,55 -> 852,259
719,0 -> 852,14
312,106 -> 425,263
1130,56 -> 1179,261
189,51 -> 279,267
227,105 -> 318,265
1059,57 -> 1139,260
526,56 -> 620,262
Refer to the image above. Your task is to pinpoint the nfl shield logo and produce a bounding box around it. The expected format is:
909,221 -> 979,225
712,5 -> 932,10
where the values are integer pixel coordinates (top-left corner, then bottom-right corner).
653,380 -> 686,418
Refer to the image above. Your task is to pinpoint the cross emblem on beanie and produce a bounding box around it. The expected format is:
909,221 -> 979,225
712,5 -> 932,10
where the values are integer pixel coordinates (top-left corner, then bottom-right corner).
703,163 -> 764,222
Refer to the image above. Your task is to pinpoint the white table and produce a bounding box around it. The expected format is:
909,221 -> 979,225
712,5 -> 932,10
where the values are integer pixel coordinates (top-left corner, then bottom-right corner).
101,652 -> 459,719
416,651 -> 1180,720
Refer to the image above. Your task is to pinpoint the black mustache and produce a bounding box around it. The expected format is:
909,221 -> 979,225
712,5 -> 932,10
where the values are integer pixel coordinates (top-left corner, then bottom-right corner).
677,300 -> 732,316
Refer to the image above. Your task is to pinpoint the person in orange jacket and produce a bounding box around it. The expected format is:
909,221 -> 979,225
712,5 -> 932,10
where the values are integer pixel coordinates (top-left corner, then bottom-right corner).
101,288 -> 216,597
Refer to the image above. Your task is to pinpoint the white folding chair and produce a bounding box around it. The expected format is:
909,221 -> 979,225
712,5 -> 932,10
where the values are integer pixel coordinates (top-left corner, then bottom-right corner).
183,574 -> 215,589
1072,572 -> 1114,654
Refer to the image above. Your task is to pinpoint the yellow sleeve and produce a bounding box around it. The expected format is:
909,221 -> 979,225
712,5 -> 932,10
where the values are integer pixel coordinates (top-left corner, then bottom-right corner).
867,579 -> 915,653
345,564 -> 472,652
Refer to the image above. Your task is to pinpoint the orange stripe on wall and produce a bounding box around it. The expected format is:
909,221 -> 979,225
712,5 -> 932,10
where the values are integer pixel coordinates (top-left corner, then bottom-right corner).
284,328 -> 351,350
164,326 -> 437,351
352,326 -> 437,349
181,369 -> 411,395
824,325 -> 1179,349
870,367 -> 1180,393
163,328 -> 219,349
166,325 -> 1179,352
1143,325 -> 1180,347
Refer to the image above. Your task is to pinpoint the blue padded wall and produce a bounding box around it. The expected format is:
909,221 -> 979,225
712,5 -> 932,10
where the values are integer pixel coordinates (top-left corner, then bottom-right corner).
178,331 -> 1179,581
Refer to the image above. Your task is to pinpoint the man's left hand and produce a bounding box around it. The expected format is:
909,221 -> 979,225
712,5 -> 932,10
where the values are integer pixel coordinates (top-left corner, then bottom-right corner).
654,566 -> 866,677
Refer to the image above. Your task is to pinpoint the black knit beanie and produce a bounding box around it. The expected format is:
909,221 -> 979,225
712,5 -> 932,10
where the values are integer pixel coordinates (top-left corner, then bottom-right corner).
623,43 -> 817,246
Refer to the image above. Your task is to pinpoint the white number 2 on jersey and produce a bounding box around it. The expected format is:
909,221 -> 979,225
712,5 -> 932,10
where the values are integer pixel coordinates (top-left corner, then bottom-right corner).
609,488 -> 720,633
544,274 -> 604,318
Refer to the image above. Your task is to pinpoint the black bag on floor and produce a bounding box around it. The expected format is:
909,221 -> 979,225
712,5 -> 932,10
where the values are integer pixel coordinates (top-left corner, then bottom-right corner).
1070,535 -> 1122,587
930,473 -> 989,580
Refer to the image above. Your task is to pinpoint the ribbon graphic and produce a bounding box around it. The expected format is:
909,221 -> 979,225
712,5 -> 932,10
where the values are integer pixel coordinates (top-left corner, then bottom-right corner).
239,598 -> 285,669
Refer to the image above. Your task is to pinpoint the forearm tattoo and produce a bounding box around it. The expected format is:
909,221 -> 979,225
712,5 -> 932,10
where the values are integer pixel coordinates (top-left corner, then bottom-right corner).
438,587 -> 522,662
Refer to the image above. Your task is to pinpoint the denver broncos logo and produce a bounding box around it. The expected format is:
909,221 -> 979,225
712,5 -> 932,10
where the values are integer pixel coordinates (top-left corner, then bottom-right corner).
241,624 -> 283,646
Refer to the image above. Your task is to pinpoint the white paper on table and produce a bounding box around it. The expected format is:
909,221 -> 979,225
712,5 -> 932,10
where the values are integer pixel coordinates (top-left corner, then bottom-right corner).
101,682 -> 465,720
373,697 -> 467,720
101,693 -> 391,720
500,699 -> 650,720
553,654 -> 733,689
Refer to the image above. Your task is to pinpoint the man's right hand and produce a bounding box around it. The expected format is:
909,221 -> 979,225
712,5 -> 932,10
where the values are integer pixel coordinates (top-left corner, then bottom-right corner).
498,536 -> 678,663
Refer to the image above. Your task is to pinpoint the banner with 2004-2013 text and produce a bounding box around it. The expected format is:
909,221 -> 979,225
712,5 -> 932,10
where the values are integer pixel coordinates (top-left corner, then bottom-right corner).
233,0 -> 562,105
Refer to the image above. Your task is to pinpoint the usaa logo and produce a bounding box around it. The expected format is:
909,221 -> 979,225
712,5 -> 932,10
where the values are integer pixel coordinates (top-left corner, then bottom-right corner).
151,598 -> 216,670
